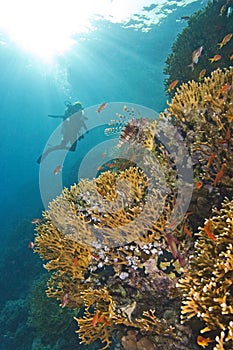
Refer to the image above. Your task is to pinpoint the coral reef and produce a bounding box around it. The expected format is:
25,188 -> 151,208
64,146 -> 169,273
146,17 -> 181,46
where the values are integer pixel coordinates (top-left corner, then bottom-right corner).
161,67 -> 233,230
164,0 -> 233,96
74,288 -> 114,350
34,67 -> 233,349
177,197 -> 233,350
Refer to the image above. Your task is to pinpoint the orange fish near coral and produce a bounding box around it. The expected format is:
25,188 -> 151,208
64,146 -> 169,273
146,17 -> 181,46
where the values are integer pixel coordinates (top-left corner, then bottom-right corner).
213,163 -> 226,186
218,33 -> 233,49
92,310 -> 100,326
73,257 -> 78,266
197,335 -> 213,348
209,54 -> 222,63
198,69 -> 206,80
225,127 -> 231,142
53,165 -> 62,175
184,224 -> 192,237
204,220 -> 216,241
188,46 -> 203,71
97,102 -> 107,113
195,180 -> 203,189
167,80 -> 179,91
230,54 -> 233,60
218,128 -> 231,144
206,152 -> 215,168
226,115 -> 233,122
220,83 -> 231,94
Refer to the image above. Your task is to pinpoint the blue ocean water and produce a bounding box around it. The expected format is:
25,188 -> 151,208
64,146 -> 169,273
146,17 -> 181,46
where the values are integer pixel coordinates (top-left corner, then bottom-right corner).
0,1 -> 205,349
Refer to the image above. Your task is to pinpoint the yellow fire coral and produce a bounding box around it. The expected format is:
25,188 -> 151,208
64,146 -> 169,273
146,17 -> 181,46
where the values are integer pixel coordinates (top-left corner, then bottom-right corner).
177,197 -> 233,350
162,67 -> 233,188
74,288 -> 114,350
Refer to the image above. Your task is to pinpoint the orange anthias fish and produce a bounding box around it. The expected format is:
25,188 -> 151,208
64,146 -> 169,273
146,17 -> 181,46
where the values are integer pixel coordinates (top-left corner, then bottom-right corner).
53,165 -> 62,175
218,33 -> 233,49
92,310 -> 100,326
213,163 -> 227,186
204,220 -> 216,241
184,224 -> 192,237
188,46 -> 203,71
195,180 -> 203,189
198,69 -> 206,80
197,335 -> 213,348
218,127 -> 231,144
97,102 -> 107,113
220,83 -> 231,94
230,54 -> 233,60
206,152 -> 215,168
209,54 -> 222,63
167,80 -> 179,91
226,115 -> 233,122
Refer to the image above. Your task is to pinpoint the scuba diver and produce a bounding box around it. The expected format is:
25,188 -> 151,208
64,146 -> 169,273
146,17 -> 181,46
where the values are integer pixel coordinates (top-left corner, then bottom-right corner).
37,101 -> 88,164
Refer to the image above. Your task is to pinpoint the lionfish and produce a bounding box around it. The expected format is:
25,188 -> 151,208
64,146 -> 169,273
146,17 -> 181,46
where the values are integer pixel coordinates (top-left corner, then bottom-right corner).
104,105 -> 151,148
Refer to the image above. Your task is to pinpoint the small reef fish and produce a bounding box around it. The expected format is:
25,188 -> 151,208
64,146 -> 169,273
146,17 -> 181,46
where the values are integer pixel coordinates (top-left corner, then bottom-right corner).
220,83 -> 231,93
227,7 -> 233,18
92,310 -> 100,326
53,165 -> 62,175
31,218 -> 40,224
97,102 -> 107,113
198,69 -> 206,80
195,180 -> 203,189
73,257 -> 78,266
197,335 -> 213,348
218,128 -> 231,144
188,46 -> 203,71
167,80 -> 179,91
225,127 -> 231,142
28,241 -> 35,249
91,311 -> 110,327
60,293 -> 70,308
209,54 -> 221,63
213,163 -> 226,186
166,233 -> 179,259
206,152 -> 215,168
230,54 -> 233,60
218,33 -> 233,48
184,224 -> 192,237
203,220 -> 216,241
180,16 -> 190,21
226,115 -> 233,122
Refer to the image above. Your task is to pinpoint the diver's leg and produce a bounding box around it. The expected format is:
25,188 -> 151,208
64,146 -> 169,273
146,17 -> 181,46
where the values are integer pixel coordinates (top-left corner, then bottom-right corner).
37,143 -> 70,163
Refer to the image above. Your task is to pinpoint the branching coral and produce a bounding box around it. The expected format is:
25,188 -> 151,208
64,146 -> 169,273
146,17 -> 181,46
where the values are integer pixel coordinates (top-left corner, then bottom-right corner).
74,288 -> 114,350
163,67 -> 233,197
35,88 -> 233,350
177,197 -> 233,350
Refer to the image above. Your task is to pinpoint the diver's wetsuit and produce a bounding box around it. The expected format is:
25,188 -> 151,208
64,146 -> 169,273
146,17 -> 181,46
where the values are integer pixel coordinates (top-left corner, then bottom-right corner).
37,102 -> 87,164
